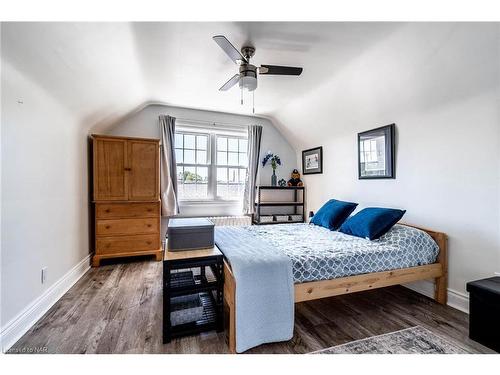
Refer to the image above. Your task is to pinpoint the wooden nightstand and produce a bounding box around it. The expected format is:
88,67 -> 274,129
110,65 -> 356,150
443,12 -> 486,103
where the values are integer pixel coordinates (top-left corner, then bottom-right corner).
163,243 -> 224,343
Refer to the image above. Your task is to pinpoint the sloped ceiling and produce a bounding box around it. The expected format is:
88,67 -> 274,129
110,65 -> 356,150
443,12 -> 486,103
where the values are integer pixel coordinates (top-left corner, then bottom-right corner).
1,22 -> 402,134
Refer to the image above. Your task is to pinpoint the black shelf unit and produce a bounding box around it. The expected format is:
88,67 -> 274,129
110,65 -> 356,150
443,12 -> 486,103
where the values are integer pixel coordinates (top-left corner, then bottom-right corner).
253,185 -> 305,225
163,251 -> 224,343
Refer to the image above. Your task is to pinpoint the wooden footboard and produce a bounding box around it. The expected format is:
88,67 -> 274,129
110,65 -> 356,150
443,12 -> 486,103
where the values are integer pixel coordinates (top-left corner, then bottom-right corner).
402,223 -> 448,305
223,223 -> 448,354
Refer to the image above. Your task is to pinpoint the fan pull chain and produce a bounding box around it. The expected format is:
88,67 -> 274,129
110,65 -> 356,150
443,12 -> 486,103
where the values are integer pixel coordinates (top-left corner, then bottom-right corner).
241,86 -> 243,105
252,91 -> 255,114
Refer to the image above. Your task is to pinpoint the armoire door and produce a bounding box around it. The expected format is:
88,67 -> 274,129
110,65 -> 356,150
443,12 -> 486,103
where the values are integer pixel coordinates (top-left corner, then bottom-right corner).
127,140 -> 159,201
94,138 -> 128,201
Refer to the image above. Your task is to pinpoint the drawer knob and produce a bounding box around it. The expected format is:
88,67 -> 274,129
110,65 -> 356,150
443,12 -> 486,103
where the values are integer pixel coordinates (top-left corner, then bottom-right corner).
146,241 -> 152,245
105,225 -> 111,229
105,209 -> 110,213
147,224 -> 152,227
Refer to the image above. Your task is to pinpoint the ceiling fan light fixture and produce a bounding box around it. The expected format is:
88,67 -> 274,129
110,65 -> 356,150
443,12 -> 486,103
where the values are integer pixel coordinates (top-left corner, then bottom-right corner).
239,75 -> 257,91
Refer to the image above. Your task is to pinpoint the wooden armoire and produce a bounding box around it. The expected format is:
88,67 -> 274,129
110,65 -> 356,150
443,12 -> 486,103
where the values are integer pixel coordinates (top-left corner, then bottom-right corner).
90,134 -> 162,267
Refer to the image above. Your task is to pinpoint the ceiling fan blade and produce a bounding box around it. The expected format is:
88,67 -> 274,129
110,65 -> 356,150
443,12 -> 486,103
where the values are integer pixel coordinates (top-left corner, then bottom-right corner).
219,74 -> 241,91
213,35 -> 248,65
259,65 -> 303,76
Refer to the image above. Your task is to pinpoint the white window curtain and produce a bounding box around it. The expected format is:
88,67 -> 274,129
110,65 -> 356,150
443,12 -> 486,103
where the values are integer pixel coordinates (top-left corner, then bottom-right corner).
243,125 -> 263,214
159,115 -> 180,216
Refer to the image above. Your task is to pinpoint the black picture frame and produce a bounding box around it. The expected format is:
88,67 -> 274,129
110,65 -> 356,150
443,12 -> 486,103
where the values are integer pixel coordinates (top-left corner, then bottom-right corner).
358,124 -> 395,179
302,146 -> 323,175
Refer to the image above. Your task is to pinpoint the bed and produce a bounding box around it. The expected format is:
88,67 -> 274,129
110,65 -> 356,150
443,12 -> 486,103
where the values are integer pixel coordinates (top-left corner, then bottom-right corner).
217,222 -> 448,354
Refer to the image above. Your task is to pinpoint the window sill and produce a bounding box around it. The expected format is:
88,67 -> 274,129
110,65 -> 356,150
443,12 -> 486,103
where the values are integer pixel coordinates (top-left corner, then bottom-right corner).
179,199 -> 242,206
178,199 -> 243,217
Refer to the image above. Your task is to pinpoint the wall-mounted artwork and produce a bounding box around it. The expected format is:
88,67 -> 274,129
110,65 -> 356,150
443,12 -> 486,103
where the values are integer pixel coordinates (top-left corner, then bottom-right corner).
358,124 -> 395,179
302,146 -> 323,175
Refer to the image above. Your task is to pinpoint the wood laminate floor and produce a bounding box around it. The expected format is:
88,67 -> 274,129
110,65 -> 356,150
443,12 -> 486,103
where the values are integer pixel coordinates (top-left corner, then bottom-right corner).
8,257 -> 494,354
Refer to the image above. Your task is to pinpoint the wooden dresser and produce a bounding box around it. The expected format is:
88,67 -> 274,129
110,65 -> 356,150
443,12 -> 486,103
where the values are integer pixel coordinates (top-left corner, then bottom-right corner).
91,134 -> 162,267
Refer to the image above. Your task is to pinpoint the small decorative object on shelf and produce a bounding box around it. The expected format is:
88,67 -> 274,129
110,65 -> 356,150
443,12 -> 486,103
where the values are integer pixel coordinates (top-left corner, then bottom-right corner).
262,151 -> 281,186
287,169 -> 304,187
163,244 -> 224,343
278,178 -> 287,187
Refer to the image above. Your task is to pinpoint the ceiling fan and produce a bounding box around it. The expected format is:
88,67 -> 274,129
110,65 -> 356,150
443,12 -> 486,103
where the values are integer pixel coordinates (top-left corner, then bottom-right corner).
213,35 -> 303,93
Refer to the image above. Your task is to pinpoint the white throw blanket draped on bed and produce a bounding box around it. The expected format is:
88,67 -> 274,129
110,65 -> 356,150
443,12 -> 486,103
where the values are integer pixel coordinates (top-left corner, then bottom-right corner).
215,226 -> 294,353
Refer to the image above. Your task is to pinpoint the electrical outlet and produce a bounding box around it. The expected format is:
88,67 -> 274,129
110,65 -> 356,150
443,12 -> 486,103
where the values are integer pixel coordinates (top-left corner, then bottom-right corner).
41,267 -> 48,284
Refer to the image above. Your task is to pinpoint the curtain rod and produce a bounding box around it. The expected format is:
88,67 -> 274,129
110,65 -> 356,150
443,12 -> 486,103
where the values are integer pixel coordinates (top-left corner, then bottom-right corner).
174,117 -> 249,128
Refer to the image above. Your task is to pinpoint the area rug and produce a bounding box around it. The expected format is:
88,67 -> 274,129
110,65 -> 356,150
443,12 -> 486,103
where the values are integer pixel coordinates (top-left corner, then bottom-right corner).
311,326 -> 469,354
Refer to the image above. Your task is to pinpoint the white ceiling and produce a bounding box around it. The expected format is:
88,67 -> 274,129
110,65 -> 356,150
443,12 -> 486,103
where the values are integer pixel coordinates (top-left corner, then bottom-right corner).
1,22 -> 404,131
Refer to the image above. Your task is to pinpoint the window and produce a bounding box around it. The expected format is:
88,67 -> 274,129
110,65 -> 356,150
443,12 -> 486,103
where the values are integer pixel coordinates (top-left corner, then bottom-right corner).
216,136 -> 248,200
175,132 -> 210,199
175,127 -> 248,201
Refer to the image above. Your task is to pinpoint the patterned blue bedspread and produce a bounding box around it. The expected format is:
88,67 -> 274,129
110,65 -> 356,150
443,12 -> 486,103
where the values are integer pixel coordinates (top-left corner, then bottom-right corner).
236,223 -> 439,283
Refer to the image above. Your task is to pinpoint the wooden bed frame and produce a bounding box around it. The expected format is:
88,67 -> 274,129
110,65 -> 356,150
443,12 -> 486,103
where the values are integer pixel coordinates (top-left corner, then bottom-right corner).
223,223 -> 448,353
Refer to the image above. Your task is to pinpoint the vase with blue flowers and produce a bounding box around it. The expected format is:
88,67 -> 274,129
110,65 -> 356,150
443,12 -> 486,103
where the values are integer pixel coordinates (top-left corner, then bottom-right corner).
262,152 -> 282,186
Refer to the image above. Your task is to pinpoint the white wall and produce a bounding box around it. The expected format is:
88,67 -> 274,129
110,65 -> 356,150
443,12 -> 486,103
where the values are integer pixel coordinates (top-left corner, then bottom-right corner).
105,103 -> 297,216
276,23 -> 500,298
1,61 -> 90,331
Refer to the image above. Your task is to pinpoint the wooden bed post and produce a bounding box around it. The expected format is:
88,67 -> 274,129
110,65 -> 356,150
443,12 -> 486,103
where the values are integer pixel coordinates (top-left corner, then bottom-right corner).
224,261 -> 237,354
433,231 -> 448,305
402,223 -> 448,305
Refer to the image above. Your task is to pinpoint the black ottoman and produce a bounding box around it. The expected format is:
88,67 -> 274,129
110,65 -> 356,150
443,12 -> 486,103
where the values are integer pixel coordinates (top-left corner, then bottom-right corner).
466,277 -> 500,352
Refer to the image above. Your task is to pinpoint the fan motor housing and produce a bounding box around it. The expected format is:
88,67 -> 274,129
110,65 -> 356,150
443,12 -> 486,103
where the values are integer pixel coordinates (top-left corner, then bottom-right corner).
239,64 -> 257,78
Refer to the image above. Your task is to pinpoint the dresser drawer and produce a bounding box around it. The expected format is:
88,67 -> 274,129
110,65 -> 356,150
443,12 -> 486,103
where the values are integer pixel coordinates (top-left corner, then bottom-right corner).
96,218 -> 159,236
96,202 -> 159,219
96,234 -> 160,255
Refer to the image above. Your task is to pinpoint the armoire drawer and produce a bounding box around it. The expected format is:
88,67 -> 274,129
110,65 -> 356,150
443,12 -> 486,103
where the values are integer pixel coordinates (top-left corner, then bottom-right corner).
96,234 -> 160,255
96,202 -> 159,219
96,218 -> 159,236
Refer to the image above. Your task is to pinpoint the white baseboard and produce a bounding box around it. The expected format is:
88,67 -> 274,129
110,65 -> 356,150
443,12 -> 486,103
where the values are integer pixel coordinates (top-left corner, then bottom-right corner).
0,255 -> 91,352
403,281 -> 469,314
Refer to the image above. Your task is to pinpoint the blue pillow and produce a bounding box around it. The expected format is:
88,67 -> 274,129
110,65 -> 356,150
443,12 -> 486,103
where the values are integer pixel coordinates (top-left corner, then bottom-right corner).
339,207 -> 406,240
310,199 -> 358,230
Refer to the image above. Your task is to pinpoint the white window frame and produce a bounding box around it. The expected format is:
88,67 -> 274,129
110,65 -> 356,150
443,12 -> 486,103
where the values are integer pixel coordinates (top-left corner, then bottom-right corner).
214,134 -> 248,201
175,123 -> 248,203
175,131 -> 211,200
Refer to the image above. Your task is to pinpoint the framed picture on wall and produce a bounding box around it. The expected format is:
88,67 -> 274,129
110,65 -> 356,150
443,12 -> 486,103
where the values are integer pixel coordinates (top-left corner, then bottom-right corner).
358,123 -> 395,179
302,146 -> 323,175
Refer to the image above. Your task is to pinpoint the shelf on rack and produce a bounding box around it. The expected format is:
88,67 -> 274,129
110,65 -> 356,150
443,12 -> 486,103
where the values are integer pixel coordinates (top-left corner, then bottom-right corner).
254,202 -> 304,206
169,292 -> 217,338
254,185 -> 305,225
256,186 -> 304,190
168,270 -> 219,297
